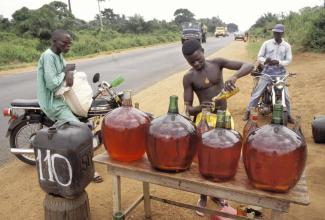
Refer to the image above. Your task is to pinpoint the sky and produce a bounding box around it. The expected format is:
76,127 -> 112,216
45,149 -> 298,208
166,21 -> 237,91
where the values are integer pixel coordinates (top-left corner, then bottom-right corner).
0,0 -> 323,30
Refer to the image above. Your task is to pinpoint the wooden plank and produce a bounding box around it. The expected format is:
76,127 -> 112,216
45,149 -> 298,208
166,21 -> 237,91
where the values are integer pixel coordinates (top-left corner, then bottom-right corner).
112,175 -> 121,214
94,153 -> 309,206
143,182 -> 152,219
108,165 -> 290,212
123,195 -> 144,216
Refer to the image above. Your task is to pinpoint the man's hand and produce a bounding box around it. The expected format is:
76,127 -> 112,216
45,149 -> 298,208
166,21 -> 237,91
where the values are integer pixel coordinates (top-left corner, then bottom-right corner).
224,75 -> 237,91
264,57 -> 272,65
65,71 -> 74,87
64,63 -> 75,72
269,59 -> 279,65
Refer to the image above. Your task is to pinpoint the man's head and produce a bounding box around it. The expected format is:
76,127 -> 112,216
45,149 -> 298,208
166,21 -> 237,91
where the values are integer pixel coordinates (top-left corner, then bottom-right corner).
272,24 -> 284,43
51,29 -> 72,54
182,39 -> 205,71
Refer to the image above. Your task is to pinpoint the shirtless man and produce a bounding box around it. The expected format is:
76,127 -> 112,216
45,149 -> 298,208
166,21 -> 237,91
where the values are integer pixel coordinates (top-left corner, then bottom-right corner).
182,39 -> 253,216
182,39 -> 254,117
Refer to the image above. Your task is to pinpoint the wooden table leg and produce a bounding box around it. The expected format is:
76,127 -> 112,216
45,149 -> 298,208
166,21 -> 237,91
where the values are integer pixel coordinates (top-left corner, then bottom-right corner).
143,182 -> 152,219
271,210 -> 283,220
112,175 -> 121,214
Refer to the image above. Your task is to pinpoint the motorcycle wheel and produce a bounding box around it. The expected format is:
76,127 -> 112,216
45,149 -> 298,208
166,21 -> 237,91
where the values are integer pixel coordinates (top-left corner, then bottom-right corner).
10,120 -> 51,165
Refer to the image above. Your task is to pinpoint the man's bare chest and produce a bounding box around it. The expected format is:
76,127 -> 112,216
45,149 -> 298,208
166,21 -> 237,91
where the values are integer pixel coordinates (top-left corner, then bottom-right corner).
192,68 -> 223,90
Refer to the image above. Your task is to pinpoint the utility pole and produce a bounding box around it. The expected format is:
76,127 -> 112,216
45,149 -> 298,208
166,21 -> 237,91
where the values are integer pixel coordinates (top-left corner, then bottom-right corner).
97,0 -> 105,31
68,0 -> 72,13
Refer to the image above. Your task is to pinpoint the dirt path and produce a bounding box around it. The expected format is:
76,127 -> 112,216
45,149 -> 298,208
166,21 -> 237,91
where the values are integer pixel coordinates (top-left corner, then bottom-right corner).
0,41 -> 324,219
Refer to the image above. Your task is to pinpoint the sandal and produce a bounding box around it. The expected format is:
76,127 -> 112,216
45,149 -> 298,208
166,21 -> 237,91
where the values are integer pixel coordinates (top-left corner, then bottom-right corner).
196,195 -> 207,217
93,171 -> 103,183
210,197 -> 228,207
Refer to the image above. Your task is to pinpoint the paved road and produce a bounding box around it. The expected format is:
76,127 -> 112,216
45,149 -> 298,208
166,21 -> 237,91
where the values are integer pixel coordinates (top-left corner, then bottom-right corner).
0,36 -> 233,166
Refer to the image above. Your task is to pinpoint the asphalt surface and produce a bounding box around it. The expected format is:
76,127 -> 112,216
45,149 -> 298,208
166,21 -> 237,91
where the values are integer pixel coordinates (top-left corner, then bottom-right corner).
0,36 -> 233,166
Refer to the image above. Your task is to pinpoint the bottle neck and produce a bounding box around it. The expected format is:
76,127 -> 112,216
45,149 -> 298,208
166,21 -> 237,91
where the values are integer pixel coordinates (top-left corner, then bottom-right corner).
122,90 -> 132,107
272,104 -> 283,124
224,115 -> 231,129
168,95 -> 179,114
216,110 -> 225,128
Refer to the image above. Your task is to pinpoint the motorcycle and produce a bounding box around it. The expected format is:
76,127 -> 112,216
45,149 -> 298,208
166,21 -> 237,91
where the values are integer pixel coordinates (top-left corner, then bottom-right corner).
251,65 -> 296,125
2,73 -> 124,165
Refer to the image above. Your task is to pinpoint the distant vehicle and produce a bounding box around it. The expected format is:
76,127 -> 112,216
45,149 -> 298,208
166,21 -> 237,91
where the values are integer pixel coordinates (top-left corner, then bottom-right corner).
215,26 -> 227,37
234,31 -> 246,41
181,22 -> 203,44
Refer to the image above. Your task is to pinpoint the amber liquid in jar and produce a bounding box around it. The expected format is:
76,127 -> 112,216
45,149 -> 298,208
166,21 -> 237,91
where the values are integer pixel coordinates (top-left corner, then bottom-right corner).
147,126 -> 198,172
103,116 -> 149,162
102,91 -> 150,162
244,125 -> 306,192
146,96 -> 199,172
244,104 -> 307,192
198,112 -> 242,181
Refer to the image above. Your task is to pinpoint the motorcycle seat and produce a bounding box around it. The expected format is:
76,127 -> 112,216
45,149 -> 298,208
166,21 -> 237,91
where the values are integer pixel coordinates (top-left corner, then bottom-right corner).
11,99 -> 40,107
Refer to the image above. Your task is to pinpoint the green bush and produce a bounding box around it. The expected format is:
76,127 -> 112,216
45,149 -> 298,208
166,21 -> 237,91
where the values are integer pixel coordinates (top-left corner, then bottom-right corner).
246,40 -> 263,60
249,6 -> 325,53
302,11 -> 325,52
0,32 -> 40,66
0,29 -> 180,68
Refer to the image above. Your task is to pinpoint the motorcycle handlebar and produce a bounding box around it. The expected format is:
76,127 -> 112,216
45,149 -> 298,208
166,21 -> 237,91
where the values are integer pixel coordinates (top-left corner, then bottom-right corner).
92,90 -> 102,99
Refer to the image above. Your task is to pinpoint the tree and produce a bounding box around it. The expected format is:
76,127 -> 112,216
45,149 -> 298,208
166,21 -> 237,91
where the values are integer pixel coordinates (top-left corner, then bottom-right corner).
101,8 -> 119,26
0,15 -> 11,31
252,13 -> 278,29
97,0 -> 105,30
227,23 -> 238,32
11,1 -> 75,40
125,14 -> 146,33
173,8 -> 195,26
198,16 -> 225,32
68,0 -> 72,13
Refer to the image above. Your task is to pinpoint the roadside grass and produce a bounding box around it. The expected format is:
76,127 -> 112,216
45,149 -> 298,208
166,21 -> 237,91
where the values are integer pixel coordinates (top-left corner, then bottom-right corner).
0,31 -> 179,71
246,39 -> 263,61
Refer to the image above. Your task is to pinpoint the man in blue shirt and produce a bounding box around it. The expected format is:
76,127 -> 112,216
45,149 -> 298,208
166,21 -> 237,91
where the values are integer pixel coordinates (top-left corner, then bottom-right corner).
243,24 -> 293,122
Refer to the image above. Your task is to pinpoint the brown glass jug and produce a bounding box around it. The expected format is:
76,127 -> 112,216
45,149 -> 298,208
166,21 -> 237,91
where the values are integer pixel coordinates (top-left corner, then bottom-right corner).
244,104 -> 307,192
146,96 -> 199,172
102,90 -> 150,162
198,111 -> 242,181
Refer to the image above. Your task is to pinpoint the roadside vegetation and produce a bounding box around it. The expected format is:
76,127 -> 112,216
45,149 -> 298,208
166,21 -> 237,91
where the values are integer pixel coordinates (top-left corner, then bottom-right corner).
247,5 -> 325,58
0,2 -> 229,71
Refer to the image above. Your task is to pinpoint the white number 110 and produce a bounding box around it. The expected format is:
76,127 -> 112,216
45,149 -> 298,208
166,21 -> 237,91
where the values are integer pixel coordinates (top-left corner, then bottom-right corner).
37,149 -> 73,187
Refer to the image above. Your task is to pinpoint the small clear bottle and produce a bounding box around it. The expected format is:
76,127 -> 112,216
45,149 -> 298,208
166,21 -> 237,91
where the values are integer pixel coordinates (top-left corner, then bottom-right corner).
193,107 -> 211,163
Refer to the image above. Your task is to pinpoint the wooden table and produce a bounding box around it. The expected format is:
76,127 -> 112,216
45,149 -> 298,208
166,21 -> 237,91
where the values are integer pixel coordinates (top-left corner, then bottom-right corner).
94,153 -> 309,220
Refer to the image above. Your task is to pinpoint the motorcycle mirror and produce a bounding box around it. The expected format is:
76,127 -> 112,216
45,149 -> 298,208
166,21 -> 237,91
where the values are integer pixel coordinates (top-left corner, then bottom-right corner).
93,73 -> 100,83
